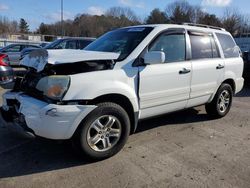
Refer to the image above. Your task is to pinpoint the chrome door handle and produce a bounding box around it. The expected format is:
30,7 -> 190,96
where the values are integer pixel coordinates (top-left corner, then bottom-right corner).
179,68 -> 191,74
216,64 -> 224,69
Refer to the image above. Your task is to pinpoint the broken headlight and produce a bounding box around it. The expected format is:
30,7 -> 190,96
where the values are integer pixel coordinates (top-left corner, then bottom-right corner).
36,75 -> 70,100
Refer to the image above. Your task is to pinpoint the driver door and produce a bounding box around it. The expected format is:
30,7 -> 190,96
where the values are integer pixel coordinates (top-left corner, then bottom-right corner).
139,29 -> 192,119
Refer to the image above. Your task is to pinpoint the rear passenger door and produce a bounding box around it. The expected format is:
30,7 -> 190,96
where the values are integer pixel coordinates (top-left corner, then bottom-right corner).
187,30 -> 224,107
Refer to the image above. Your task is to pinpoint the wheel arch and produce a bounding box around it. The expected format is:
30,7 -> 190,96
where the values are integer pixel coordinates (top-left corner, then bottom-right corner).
90,94 -> 139,134
222,79 -> 236,94
208,78 -> 236,103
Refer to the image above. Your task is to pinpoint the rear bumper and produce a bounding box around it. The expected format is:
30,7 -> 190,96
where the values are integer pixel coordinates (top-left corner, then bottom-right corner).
2,91 -> 97,140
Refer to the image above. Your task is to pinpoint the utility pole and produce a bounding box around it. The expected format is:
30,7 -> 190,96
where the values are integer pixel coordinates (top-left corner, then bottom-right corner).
61,0 -> 64,37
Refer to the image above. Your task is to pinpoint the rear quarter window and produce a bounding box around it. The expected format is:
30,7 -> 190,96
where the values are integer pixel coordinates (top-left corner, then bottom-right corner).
216,33 -> 239,58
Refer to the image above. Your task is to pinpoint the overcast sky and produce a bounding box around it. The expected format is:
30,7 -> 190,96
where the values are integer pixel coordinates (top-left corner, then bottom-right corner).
0,0 -> 249,30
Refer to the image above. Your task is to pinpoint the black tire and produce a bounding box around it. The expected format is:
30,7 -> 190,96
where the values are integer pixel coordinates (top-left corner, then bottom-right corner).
205,83 -> 233,118
72,102 -> 130,160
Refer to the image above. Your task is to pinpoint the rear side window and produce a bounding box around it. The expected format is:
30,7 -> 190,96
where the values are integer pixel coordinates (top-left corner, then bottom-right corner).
7,45 -> 21,52
189,32 -> 219,59
149,33 -> 186,63
79,40 -> 93,49
216,33 -> 239,58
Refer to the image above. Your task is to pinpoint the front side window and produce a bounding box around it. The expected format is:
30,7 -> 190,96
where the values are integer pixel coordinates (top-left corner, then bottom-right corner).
216,33 -> 239,58
149,33 -> 186,63
85,27 -> 153,61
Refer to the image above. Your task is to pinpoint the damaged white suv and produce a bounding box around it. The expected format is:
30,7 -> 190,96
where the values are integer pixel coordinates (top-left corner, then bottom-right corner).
1,24 -> 244,160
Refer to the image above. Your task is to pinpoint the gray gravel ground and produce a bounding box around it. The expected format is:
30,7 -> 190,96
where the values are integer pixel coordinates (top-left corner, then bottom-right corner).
0,86 -> 250,188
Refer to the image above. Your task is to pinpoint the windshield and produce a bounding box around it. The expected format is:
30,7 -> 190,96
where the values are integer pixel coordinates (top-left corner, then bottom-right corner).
84,27 -> 153,60
45,39 -> 64,49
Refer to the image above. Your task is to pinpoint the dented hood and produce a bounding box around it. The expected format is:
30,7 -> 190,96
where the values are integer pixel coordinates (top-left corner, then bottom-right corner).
20,49 -> 120,72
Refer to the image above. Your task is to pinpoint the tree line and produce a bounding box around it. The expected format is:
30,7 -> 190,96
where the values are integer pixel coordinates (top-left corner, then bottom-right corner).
0,0 -> 249,38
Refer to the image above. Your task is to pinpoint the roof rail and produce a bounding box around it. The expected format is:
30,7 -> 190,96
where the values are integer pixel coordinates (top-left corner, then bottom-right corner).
180,23 -> 225,31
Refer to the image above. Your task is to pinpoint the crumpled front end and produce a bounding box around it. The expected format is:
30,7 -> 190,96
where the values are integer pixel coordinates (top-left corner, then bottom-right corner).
1,91 -> 97,139
1,49 -> 120,139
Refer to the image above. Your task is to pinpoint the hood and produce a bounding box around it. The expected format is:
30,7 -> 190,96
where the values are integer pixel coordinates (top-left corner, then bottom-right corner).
20,49 -> 120,72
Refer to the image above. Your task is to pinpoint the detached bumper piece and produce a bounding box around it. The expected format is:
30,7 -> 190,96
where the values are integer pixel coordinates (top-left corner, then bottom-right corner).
1,91 -> 97,140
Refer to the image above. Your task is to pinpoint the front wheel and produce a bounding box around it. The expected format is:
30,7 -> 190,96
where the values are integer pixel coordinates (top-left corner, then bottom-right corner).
205,83 -> 233,118
73,102 -> 130,160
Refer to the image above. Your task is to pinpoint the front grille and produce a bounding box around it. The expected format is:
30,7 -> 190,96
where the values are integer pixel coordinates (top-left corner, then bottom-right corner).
17,70 -> 45,99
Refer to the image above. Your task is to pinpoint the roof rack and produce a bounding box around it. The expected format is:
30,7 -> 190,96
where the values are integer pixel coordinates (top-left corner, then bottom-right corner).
180,23 -> 225,31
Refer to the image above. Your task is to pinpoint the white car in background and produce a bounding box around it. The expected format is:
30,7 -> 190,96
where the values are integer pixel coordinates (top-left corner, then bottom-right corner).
0,23 -> 244,160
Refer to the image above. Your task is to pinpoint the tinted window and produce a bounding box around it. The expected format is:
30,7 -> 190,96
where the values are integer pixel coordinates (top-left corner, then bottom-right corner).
216,33 -> 239,58
29,45 -> 40,49
190,33 -> 212,59
85,27 -> 153,60
79,40 -> 93,49
66,40 -> 77,49
189,32 -> 219,59
149,33 -> 186,63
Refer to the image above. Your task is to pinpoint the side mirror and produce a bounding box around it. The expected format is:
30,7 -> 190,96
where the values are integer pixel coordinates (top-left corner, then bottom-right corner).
144,51 -> 165,65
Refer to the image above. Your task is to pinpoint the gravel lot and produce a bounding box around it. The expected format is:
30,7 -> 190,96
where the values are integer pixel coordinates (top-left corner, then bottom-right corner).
0,86 -> 250,188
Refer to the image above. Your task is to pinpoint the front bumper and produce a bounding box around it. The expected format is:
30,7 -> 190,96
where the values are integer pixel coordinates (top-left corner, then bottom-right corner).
1,91 -> 97,140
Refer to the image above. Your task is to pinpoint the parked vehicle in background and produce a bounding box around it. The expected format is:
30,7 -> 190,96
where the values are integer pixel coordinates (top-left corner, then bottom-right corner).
45,37 -> 95,50
20,37 -> 95,61
0,24 -> 244,160
0,54 -> 14,88
0,44 -> 41,67
39,42 -> 50,48
242,51 -> 250,83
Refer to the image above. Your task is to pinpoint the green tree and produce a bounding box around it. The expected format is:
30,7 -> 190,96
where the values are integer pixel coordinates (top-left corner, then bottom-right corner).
198,13 -> 222,27
146,8 -> 169,24
19,18 -> 29,33
38,22 -> 49,34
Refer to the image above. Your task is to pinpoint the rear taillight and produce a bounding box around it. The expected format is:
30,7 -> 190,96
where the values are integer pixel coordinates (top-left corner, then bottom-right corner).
0,54 -> 9,66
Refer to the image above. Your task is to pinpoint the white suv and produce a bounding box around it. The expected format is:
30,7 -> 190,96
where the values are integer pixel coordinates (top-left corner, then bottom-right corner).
0,24 -> 244,160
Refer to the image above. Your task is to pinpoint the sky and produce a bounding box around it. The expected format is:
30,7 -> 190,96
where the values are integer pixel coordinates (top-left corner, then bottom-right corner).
0,0 -> 249,31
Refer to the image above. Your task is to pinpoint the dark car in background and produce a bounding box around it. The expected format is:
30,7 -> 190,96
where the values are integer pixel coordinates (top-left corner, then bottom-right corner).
242,51 -> 250,84
0,44 -> 41,67
20,37 -> 95,61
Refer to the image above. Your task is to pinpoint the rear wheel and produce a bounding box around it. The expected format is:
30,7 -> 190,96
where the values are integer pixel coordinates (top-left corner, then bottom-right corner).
205,83 -> 233,118
73,102 -> 130,160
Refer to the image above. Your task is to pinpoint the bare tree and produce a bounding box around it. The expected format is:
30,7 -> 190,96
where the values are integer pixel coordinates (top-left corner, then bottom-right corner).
166,0 -> 196,23
105,7 -> 139,23
222,9 -> 243,36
